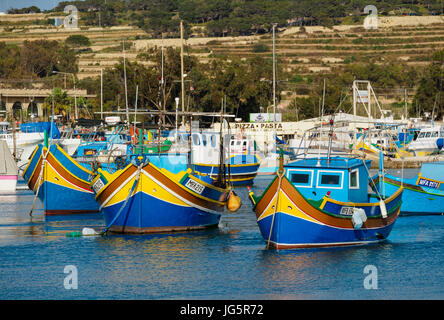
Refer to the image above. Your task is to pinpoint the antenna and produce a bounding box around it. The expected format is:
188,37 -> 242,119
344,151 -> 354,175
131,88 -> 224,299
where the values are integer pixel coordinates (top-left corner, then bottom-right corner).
123,40 -> 129,125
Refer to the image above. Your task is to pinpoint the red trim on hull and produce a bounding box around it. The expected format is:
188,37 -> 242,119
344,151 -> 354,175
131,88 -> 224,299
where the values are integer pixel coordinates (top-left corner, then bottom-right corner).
45,209 -> 100,216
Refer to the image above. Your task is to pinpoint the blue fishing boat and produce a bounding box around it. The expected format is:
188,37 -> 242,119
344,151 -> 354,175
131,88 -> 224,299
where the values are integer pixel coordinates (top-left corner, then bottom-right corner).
22,140 -> 99,215
90,155 -> 234,234
248,148 -> 403,249
372,161 -> 444,215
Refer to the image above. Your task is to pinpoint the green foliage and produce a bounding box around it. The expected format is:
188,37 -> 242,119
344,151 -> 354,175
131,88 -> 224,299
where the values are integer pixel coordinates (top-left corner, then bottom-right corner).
65,35 -> 91,47
412,49 -> 444,120
252,43 -> 270,53
0,40 -> 77,79
7,6 -> 41,14
50,0 -> 444,37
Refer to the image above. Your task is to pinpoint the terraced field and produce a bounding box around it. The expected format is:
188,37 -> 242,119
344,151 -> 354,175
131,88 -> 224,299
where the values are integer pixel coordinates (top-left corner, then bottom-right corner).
1,13 -> 443,102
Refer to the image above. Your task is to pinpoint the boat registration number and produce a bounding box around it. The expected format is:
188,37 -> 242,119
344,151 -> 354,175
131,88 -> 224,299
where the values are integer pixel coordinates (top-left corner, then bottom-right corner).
418,178 -> 440,189
185,179 -> 205,194
340,207 -> 354,216
92,178 -> 105,194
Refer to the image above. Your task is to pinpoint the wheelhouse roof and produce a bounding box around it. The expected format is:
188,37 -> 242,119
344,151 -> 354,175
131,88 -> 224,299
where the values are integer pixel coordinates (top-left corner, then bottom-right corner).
284,156 -> 371,170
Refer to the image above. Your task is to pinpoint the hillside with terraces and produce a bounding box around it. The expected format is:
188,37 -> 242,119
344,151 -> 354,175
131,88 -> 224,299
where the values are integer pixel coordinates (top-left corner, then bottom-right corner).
0,12 -> 443,119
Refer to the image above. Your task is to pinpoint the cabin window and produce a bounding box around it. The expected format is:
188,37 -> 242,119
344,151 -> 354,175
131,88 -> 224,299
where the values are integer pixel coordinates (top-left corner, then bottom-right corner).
418,132 -> 425,138
291,173 -> 310,184
317,170 -> 343,189
440,132 -> 444,137
349,169 -> 359,189
287,169 -> 313,187
202,134 -> 207,146
432,132 -> 438,138
211,135 -> 217,148
192,134 -> 200,145
321,174 -> 340,185
426,132 -> 431,138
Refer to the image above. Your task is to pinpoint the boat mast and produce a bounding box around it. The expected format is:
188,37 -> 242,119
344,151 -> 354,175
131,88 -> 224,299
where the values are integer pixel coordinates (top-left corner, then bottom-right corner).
123,40 -> 129,125
180,20 -> 185,128
272,24 -> 276,120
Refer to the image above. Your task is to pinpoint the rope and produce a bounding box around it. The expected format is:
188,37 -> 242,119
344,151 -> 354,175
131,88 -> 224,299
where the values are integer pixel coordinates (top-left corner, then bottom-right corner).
29,147 -> 50,217
101,163 -> 143,235
266,169 -> 284,249
361,155 -> 383,200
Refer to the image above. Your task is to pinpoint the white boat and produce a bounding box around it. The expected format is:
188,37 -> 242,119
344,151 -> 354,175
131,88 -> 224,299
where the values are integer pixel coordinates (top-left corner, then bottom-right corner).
0,122 -> 44,170
0,140 -> 18,192
406,126 -> 444,156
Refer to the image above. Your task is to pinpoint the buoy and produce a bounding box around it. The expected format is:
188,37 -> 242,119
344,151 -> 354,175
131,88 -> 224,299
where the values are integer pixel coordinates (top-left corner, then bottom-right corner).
352,208 -> 367,229
246,186 -> 256,206
66,231 -> 82,238
65,228 -> 99,237
82,227 -> 99,236
227,190 -> 242,212
379,199 -> 387,218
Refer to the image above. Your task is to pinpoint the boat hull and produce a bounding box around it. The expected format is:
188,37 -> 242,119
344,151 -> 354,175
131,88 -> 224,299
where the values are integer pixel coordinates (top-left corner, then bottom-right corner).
373,175 -> 444,215
102,191 -> 220,233
253,175 -> 403,249
0,175 -> 17,192
22,144 -> 99,215
194,154 -> 260,185
93,162 -> 228,234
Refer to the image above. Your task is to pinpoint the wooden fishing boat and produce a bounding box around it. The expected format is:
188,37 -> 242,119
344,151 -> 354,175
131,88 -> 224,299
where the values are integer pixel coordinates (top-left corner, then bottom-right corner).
192,132 -> 261,185
90,155 -> 237,234
22,142 -> 99,215
372,161 -> 444,215
248,152 -> 403,249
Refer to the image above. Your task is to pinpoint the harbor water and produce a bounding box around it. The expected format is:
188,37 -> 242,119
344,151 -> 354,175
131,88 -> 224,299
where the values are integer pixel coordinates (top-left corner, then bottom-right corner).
0,172 -> 443,300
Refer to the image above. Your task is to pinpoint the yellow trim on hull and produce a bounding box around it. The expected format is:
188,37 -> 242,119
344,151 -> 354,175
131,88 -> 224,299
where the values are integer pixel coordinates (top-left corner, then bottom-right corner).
257,189 -> 321,225
104,170 -> 190,208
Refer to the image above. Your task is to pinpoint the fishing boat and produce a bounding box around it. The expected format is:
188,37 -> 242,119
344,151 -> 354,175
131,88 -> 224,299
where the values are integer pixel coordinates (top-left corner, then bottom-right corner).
192,132 -> 261,185
90,152 -> 238,234
372,161 -> 444,215
405,126 -> 444,156
22,138 -> 99,215
0,140 -> 18,192
0,121 -> 49,169
248,151 -> 403,249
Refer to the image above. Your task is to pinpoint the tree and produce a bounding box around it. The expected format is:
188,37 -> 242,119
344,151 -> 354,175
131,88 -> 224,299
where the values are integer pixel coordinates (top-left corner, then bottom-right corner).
20,40 -> 78,78
413,50 -> 444,119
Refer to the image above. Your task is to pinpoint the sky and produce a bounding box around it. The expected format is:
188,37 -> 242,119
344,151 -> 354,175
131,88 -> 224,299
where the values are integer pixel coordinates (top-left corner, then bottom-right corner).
0,1 -> 68,12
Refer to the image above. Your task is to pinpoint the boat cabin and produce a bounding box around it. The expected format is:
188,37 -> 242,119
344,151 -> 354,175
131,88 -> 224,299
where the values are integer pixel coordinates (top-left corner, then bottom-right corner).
191,131 -> 222,165
191,131 -> 258,166
284,156 -> 372,203
0,122 -> 10,134
407,126 -> 444,152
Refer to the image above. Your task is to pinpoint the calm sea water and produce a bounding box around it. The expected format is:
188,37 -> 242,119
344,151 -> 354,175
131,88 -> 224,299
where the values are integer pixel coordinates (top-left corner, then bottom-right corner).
0,173 -> 443,300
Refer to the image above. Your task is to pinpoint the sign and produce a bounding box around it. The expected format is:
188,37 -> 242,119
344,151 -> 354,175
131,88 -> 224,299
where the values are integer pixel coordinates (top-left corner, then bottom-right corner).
249,113 -> 282,123
417,178 -> 440,189
340,206 -> 355,216
185,179 -> 205,194
357,90 -> 369,103
92,178 -> 105,194
233,122 -> 283,131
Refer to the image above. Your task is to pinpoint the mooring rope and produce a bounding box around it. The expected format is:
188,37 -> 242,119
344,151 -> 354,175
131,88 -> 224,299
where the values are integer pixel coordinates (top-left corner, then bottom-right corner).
266,168 -> 284,249
29,147 -> 50,217
101,163 -> 143,235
